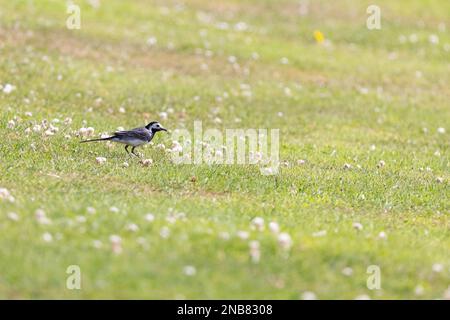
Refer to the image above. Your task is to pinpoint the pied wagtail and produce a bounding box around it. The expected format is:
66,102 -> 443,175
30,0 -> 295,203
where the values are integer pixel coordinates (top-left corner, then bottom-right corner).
81,121 -> 167,156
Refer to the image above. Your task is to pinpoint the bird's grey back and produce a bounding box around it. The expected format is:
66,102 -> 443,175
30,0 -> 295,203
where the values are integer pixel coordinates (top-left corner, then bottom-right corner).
114,127 -> 153,142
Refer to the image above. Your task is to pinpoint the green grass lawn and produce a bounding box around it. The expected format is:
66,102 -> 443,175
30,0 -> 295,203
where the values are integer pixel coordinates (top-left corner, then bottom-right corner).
0,0 -> 449,299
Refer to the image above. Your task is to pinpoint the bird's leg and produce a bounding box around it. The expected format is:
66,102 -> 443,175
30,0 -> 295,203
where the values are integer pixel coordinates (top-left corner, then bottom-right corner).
131,146 -> 140,157
125,145 -> 131,156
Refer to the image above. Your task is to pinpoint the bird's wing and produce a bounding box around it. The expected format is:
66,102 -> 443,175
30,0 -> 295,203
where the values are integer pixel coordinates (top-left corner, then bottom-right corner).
114,128 -> 151,141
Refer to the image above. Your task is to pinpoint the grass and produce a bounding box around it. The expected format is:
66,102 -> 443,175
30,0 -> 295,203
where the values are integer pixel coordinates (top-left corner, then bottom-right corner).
0,0 -> 449,299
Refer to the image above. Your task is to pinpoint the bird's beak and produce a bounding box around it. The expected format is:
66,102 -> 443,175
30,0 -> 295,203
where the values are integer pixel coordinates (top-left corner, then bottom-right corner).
161,127 -> 168,132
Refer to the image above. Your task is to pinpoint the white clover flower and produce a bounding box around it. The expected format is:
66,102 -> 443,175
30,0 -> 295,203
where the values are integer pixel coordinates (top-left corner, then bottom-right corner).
86,207 -> 96,215
35,209 -> 52,225
7,120 -> 15,129
237,230 -> 249,240
78,127 -> 88,137
297,159 -> 306,165
109,234 -> 122,254
432,263 -> 444,273
25,111 -> 33,117
251,217 -> 265,231
429,34 -> 439,45
278,232 -> 292,250
437,127 -> 446,134
145,213 -> 155,222
118,107 -> 126,113
3,83 -> 16,94
96,157 -> 107,165
42,232 -> 53,242
280,57 -> 289,64
126,223 -> 139,232
160,227 -> 170,238
33,124 -> 42,132
7,212 -> 19,221
147,36 -> 157,46
158,111 -> 168,120
249,240 -> 261,263
414,285 -> 424,296
251,52 -> 259,60
377,160 -> 385,168
249,240 -> 260,251
156,143 -> 166,150
86,127 -> 95,136
183,265 -> 196,276
378,231 -> 387,240
228,55 -> 237,64
109,206 -> 119,213
109,234 -> 121,244
342,267 -> 353,276
170,141 -> 183,153
268,221 -> 280,234
92,240 -> 102,249
352,222 -> 363,231
0,188 -> 15,202
301,291 -> 317,300
122,162 -> 129,168
141,159 -> 153,166
44,129 -> 55,136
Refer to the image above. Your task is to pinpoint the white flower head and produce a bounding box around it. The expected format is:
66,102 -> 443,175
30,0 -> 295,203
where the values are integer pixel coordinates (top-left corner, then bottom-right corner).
145,213 -> 155,222
35,209 -> 51,225
96,157 -> 107,165
301,291 -> 317,300
352,222 -> 363,231
183,265 -> 196,276
432,263 -> 444,273
126,223 -> 139,232
342,267 -> 353,276
237,230 -> 249,240
251,217 -> 265,231
141,159 -> 153,166
7,212 -> 19,221
278,232 -> 292,250
0,188 -> 15,202
268,221 -> 280,234
42,232 -> 53,242
3,83 -> 16,94
378,231 -> 387,240
109,234 -> 122,254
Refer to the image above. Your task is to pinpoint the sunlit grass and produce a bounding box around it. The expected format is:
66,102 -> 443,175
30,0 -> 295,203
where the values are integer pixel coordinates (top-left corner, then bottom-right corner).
0,0 -> 448,299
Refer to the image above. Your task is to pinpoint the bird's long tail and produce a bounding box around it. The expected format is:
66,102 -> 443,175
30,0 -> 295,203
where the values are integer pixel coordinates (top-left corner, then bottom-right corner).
80,136 -> 114,143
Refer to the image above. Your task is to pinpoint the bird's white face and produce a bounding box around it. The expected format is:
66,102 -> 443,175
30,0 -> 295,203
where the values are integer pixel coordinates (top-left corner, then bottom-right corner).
150,122 -> 167,132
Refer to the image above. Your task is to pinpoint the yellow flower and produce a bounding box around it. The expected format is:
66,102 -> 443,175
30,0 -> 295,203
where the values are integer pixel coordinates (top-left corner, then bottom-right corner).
314,30 -> 325,44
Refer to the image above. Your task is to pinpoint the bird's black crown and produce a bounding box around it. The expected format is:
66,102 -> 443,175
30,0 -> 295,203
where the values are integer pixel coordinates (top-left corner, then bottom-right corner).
145,121 -> 159,129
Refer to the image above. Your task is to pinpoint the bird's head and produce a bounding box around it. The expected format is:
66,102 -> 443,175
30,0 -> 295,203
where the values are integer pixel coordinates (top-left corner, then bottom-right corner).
145,121 -> 167,133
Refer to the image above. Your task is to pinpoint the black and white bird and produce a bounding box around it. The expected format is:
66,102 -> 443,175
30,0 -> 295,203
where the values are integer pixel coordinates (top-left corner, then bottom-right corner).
81,121 -> 167,156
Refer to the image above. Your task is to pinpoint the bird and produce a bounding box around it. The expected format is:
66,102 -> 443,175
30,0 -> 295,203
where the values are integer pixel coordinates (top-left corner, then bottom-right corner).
81,121 -> 167,156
